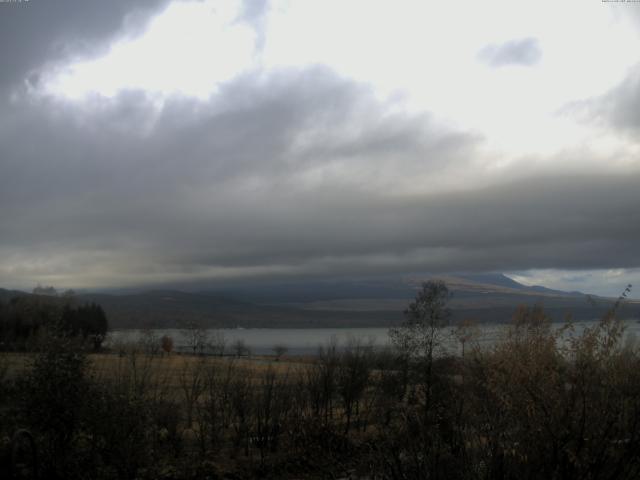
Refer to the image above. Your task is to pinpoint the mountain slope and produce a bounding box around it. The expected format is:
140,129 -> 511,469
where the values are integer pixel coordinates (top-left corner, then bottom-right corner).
2,275 -> 638,328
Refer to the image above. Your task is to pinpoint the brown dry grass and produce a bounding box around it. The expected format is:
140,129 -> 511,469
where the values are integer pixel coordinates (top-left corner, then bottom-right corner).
1,350 -> 310,387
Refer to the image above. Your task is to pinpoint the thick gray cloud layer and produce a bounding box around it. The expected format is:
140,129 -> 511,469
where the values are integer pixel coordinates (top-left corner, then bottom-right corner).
0,68 -> 482,282
2,66 -> 639,287
0,1 -> 639,290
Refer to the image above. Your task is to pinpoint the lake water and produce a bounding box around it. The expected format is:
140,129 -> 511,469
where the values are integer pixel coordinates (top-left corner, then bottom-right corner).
107,320 -> 640,356
109,327 -> 395,356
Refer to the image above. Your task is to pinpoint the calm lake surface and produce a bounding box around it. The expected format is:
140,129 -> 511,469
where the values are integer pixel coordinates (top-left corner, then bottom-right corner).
108,320 -> 640,356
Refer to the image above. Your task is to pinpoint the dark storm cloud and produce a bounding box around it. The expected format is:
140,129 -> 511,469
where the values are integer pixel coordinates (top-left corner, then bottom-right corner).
0,0 -> 171,89
1,59 -> 640,287
478,37 -> 542,67
0,67 -> 478,248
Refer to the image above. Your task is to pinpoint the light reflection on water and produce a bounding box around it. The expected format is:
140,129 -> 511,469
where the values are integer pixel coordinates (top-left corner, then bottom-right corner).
107,319 -> 640,356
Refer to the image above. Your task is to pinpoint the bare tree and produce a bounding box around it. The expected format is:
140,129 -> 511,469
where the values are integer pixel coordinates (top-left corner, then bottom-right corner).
178,356 -> 206,428
232,339 -> 249,357
337,338 -> 373,434
161,335 -> 174,354
389,280 -> 451,409
307,338 -> 339,425
139,328 -> 160,356
181,320 -> 209,355
389,280 -> 451,360
453,318 -> 478,359
209,329 -> 227,356
272,344 -> 288,360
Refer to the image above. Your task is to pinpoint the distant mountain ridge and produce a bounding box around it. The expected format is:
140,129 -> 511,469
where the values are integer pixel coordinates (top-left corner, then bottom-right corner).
429,273 -> 585,298
454,273 -> 583,296
1,274 -> 637,328
0,288 -> 28,302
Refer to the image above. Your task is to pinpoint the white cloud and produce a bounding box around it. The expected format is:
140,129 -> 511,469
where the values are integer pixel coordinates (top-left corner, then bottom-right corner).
32,0 -> 640,163
40,0 -> 255,101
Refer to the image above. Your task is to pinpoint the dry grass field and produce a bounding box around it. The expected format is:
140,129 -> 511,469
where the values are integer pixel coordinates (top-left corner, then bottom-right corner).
1,349 -> 310,385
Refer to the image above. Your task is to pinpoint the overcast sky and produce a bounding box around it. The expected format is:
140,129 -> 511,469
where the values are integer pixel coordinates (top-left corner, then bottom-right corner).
1,0 -> 640,297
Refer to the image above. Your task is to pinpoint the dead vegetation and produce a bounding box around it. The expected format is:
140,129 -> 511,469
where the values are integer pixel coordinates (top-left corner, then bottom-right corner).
1,284 -> 640,479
